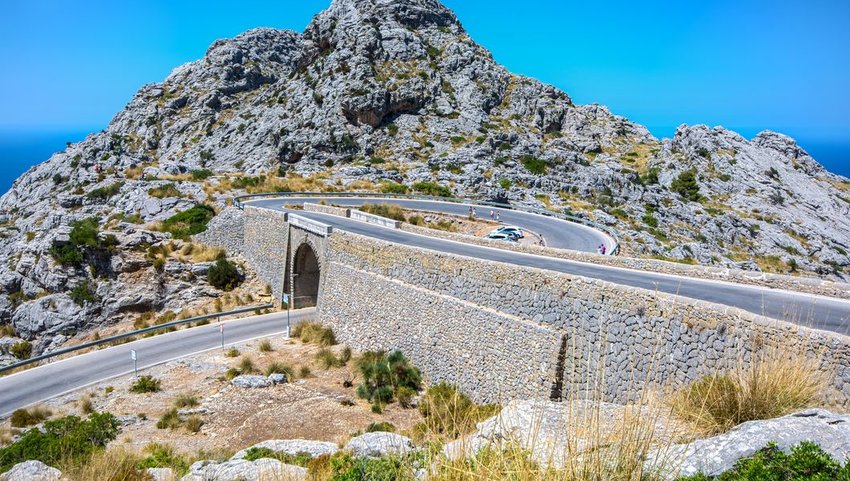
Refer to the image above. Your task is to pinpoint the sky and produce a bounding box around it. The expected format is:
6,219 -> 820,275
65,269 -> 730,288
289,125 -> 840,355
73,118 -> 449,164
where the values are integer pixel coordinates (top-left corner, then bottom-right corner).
0,0 -> 848,147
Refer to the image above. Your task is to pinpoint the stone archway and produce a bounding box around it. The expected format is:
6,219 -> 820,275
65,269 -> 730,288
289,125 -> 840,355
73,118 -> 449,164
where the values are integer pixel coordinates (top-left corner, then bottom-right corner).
292,242 -> 321,308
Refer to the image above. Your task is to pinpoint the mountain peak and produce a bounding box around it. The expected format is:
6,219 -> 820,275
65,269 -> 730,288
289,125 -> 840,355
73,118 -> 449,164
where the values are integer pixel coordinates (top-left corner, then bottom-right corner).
323,0 -> 462,30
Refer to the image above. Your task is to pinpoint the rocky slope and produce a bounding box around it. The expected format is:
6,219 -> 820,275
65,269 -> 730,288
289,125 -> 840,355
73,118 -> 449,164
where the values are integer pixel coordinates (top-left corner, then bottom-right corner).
1,0 -> 849,359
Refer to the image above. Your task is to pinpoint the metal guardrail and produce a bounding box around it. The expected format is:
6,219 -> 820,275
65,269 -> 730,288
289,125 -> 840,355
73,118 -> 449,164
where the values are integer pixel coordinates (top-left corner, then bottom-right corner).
234,192 -> 621,255
0,304 -> 274,375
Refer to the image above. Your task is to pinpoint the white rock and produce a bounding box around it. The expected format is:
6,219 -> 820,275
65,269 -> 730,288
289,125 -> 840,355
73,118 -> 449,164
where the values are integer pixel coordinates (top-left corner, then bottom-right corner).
0,460 -> 62,481
345,432 -> 416,458
232,439 -> 339,460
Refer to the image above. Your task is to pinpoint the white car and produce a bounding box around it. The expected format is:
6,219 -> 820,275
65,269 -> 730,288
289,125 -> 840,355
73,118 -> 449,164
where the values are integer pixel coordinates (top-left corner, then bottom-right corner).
485,232 -> 517,242
494,226 -> 524,239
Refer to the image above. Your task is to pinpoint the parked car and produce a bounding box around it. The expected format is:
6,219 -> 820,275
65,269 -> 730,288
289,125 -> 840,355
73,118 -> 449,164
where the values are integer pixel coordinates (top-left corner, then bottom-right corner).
485,232 -> 517,242
494,226 -> 524,238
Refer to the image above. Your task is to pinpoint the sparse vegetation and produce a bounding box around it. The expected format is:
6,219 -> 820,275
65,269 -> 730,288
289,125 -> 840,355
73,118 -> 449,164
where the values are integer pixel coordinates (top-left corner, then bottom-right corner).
156,204 -> 216,240
147,183 -> 181,199
519,154 -> 548,175
671,169 -> 702,202
70,279 -> 99,306
129,375 -> 162,394
412,181 -> 452,197
356,350 -> 421,411
292,322 -> 337,347
9,406 -> 52,428
207,258 -> 242,291
359,203 -> 406,222
9,340 -> 32,360
416,383 -> 500,440
86,182 -> 123,201
258,339 -> 273,352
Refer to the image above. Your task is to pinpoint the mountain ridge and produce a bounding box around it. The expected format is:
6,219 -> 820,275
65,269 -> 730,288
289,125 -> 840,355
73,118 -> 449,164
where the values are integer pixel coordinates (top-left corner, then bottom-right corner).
0,0 -> 848,360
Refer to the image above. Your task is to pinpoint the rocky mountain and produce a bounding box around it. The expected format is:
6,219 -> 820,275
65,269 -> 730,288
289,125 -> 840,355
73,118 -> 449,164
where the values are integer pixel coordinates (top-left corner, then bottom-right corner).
1,0 -> 849,360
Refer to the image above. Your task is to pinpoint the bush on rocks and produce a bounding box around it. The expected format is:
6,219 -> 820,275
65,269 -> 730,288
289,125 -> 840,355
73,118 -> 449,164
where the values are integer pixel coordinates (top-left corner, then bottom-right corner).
207,258 -> 241,291
129,375 -> 161,394
356,351 -> 421,411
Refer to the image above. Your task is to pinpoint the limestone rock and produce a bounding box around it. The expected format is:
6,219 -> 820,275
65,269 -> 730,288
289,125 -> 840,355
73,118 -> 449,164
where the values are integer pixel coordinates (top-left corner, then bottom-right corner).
232,439 -> 339,460
648,409 -> 850,479
268,373 -> 288,385
0,460 -> 62,481
230,375 -> 272,388
345,432 -> 416,458
181,458 -> 306,481
147,467 -> 177,481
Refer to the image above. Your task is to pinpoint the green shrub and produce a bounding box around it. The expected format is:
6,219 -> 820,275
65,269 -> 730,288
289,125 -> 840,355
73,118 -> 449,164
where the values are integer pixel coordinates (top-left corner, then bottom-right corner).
86,182 -> 123,201
207,258 -> 241,291
316,348 -> 345,369
366,421 -> 396,433
9,341 -> 32,360
671,169 -> 701,202
50,243 -> 84,267
325,452 -> 415,481
498,178 -> 512,189
0,412 -> 119,473
640,167 -> 661,185
412,181 -> 452,197
137,443 -> 190,476
9,406 -> 51,428
70,280 -> 99,307
155,409 -> 182,430
50,217 -> 117,267
243,447 -> 312,467
152,257 -> 165,273
642,213 -> 659,228
356,351 -> 421,410
173,394 -> 199,409
417,383 -> 500,440
386,123 -> 399,136
359,203 -> 406,222
520,155 -> 548,175
677,441 -> 850,481
380,182 -> 408,194
158,204 -> 216,240
129,375 -> 161,394
395,386 -> 416,408
190,169 -> 214,181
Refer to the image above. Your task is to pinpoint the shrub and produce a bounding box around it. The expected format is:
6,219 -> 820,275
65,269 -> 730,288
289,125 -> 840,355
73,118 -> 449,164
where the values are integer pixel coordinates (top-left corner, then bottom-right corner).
671,353 -> 828,434
359,203 -> 406,222
243,447 -> 312,466
640,167 -> 661,185
498,178 -> 512,189
366,421 -> 396,433
677,441 -> 850,481
156,409 -> 182,430
225,347 -> 240,358
190,169 -> 213,181
412,181 -> 452,197
292,322 -> 337,346
173,394 -> 199,409
264,362 -> 294,378
87,182 -> 123,201
671,169 -> 701,202
185,415 -> 204,433
70,280 -> 99,307
298,366 -> 312,378
0,413 -> 119,473
237,356 -> 256,374
395,386 -> 417,408
380,182 -> 408,194
520,155 -> 548,175
417,383 -> 500,440
10,406 -> 51,428
9,340 -> 32,360
158,204 -> 216,240
137,443 -> 190,476
316,348 -> 344,369
258,340 -> 273,353
325,452 -> 414,481
79,394 -> 95,415
147,184 -> 181,199
356,351 -> 421,410
129,375 -> 161,394
152,257 -> 165,273
207,258 -> 241,291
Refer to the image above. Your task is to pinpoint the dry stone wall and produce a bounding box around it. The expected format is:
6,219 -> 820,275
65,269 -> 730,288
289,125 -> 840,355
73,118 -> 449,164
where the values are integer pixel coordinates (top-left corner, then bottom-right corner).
242,206 -> 289,300
321,231 -> 850,405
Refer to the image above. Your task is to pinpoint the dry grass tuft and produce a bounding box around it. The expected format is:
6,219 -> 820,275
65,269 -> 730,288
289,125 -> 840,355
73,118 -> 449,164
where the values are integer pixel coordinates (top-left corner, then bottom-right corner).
671,350 -> 829,434
291,322 -> 336,347
177,242 -> 225,263
59,447 -> 148,481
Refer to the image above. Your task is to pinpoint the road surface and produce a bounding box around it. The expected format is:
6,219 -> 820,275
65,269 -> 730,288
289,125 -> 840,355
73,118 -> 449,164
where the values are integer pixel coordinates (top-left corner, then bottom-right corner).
0,309 -> 313,416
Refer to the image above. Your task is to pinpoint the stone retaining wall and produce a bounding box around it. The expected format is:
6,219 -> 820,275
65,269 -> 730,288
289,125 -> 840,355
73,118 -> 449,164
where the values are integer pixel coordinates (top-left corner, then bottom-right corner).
242,206 -> 289,299
303,203 -> 350,218
193,207 -> 245,256
321,231 -> 850,405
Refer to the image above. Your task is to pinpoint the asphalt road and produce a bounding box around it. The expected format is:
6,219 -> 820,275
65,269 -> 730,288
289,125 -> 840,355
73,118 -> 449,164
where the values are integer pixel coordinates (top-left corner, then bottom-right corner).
0,309 -> 312,416
250,197 -> 850,334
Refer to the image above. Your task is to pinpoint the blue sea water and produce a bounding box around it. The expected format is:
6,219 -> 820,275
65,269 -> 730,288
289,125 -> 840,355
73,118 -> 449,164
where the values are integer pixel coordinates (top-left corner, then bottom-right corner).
0,131 -> 847,195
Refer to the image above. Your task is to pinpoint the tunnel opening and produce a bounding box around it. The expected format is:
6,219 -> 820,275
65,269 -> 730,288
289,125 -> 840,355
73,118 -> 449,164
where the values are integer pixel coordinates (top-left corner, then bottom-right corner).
293,243 -> 320,308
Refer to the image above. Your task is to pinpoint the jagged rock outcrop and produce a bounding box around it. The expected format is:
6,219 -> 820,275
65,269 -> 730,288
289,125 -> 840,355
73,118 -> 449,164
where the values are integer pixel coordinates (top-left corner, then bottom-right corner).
1,0 -> 848,353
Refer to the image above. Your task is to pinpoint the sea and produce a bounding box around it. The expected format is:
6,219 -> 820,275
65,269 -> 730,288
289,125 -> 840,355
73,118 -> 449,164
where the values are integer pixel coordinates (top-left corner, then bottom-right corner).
0,130 -> 847,194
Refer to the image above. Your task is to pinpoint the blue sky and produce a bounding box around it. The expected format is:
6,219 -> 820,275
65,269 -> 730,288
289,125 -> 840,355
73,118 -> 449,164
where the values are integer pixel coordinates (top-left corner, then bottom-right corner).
1,0 -> 848,145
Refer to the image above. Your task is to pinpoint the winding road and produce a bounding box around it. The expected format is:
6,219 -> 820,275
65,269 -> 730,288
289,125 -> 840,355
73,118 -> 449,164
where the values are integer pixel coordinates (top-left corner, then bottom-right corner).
2,195 -> 849,415
252,196 -> 850,333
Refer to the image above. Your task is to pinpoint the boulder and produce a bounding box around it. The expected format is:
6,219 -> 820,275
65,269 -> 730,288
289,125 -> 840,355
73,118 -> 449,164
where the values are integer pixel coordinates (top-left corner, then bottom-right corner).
268,373 -> 288,385
0,460 -> 62,481
180,458 -> 306,481
230,375 -> 271,389
147,467 -> 177,481
444,399 -> 682,469
648,409 -> 850,479
345,432 -> 416,458
232,439 -> 339,460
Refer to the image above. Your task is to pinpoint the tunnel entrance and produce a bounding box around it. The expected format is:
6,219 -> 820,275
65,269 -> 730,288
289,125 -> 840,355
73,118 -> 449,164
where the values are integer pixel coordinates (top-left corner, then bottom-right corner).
293,243 -> 320,308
